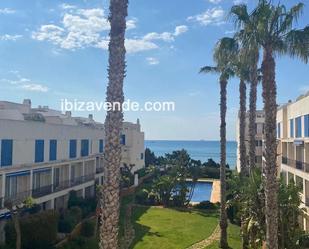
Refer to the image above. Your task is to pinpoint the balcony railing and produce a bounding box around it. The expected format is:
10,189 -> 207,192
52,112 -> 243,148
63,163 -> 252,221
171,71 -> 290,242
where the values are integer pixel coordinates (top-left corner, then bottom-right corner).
281,157 -> 309,172
3,190 -> 32,208
1,173 -> 96,209
305,198 -> 309,207
96,167 -> 104,174
32,185 -> 53,198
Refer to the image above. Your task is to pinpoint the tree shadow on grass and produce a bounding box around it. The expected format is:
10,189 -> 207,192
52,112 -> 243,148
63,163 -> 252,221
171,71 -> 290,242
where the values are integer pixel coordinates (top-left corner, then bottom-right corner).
129,205 -> 164,249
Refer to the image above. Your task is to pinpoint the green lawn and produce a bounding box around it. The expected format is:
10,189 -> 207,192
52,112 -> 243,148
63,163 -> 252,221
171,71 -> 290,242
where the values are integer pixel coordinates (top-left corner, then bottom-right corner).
131,207 -> 218,249
203,223 -> 241,249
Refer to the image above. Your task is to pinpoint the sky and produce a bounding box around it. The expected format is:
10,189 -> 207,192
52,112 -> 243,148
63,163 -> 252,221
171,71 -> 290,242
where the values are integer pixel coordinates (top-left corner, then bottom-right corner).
0,0 -> 308,141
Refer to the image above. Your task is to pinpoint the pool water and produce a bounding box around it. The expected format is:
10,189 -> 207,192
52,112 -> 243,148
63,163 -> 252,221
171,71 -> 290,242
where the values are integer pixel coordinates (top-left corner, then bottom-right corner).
188,182 -> 213,202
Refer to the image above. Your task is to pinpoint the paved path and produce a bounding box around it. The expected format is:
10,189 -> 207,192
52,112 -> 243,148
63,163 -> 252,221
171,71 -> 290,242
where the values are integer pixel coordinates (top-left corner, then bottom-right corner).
210,180 -> 220,203
186,224 -> 220,249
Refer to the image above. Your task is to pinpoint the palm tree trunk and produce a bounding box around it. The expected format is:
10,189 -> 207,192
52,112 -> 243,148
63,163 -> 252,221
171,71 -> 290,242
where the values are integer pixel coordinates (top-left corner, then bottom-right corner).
248,51 -> 259,173
99,1 -> 128,248
261,46 -> 279,249
239,79 -> 249,249
239,79 -> 247,177
219,78 -> 228,249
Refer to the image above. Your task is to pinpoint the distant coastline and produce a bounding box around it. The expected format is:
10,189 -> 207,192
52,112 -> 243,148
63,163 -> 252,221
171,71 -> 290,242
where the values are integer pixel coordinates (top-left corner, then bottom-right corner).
145,140 -> 237,169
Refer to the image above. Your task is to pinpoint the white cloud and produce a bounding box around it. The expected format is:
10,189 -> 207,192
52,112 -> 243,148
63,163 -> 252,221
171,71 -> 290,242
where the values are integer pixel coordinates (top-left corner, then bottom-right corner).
0,8 -> 15,14
0,34 -> 22,41
143,25 -> 188,42
125,39 -> 158,53
187,7 -> 225,26
0,74 -> 49,92
208,0 -> 222,4
143,32 -> 174,42
32,7 -> 186,53
146,57 -> 159,65
233,0 -> 247,4
126,18 -> 137,30
174,25 -> 188,36
59,3 -> 76,10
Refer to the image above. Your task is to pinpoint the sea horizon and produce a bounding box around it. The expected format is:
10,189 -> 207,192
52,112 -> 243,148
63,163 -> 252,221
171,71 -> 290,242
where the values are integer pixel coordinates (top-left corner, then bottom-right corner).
145,140 -> 237,169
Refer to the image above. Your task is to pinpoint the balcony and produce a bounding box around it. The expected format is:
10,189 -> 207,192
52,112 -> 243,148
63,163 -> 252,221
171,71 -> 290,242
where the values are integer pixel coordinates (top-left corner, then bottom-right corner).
32,185 -> 53,198
3,190 -> 32,208
96,167 -> 104,174
1,173 -> 96,209
281,157 -> 309,173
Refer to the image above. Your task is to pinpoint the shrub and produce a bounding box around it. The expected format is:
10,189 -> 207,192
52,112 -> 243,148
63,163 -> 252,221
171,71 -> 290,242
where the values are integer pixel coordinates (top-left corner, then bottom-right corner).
58,206 -> 82,233
195,201 -> 218,210
135,189 -> 149,205
81,219 -> 95,237
68,191 -> 96,218
5,210 -> 58,249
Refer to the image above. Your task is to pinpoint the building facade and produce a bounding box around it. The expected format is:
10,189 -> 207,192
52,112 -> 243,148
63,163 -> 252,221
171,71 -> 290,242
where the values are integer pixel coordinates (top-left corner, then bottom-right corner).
0,99 -> 145,218
277,94 -> 309,231
236,110 -> 265,172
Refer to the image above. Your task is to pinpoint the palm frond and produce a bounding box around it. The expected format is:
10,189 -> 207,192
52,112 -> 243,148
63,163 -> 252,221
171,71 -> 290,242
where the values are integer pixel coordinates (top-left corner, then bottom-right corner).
199,66 -> 219,74
229,4 -> 250,29
285,26 -> 309,63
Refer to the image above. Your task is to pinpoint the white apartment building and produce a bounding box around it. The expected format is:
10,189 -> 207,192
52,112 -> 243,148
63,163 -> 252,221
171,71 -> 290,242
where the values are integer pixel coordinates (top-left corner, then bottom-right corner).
277,93 -> 309,231
236,110 -> 265,172
0,99 -> 145,219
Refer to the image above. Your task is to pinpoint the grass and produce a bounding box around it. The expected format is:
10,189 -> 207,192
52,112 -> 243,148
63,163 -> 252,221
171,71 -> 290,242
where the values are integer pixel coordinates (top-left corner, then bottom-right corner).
131,207 -> 218,249
203,223 -> 241,249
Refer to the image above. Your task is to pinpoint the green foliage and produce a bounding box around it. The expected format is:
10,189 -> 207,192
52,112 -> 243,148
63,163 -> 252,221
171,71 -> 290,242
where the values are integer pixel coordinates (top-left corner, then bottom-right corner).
58,206 -> 82,233
145,148 -> 156,167
227,169 -> 304,249
68,191 -> 96,217
195,201 -> 219,210
5,210 -> 58,249
80,219 -> 95,238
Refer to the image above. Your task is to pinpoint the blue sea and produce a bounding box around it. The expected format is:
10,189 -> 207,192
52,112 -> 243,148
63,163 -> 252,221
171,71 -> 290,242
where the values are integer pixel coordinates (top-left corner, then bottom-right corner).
145,140 -> 237,169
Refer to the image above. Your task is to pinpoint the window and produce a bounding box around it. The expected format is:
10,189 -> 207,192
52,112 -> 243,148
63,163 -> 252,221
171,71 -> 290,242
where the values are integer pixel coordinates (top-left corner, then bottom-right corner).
81,139 -> 89,157
69,140 -> 77,158
255,140 -> 262,147
49,140 -> 57,161
296,176 -> 303,193
296,117 -> 302,138
54,168 -> 60,188
255,156 -> 262,164
305,114 -> 309,137
35,140 -> 44,163
277,123 -> 281,138
99,139 -> 104,153
1,139 -> 13,167
120,134 -> 126,145
290,119 -> 294,138
141,153 -> 144,160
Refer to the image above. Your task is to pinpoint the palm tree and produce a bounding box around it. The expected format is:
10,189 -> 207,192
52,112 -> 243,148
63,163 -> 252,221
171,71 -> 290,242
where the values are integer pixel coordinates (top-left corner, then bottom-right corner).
230,4 -> 260,173
200,37 -> 238,249
249,1 -> 309,248
99,0 -> 128,248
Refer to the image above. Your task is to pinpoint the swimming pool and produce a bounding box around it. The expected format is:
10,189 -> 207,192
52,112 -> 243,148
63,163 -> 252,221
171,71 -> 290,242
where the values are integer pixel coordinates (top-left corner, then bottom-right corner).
187,181 -> 213,202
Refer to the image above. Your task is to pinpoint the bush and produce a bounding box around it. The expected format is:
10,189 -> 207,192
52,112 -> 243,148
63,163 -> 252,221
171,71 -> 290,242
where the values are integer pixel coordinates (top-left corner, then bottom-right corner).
68,191 -> 96,218
298,234 -> 309,248
195,201 -> 219,210
58,206 -> 82,233
135,189 -> 149,205
81,219 -> 95,237
5,210 -> 58,249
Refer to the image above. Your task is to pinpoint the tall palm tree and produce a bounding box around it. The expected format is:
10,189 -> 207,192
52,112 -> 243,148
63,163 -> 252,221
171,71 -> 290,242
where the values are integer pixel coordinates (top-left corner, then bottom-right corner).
233,48 -> 251,177
230,4 -> 260,173
99,0 -> 128,248
249,1 -> 309,248
200,37 -> 238,249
